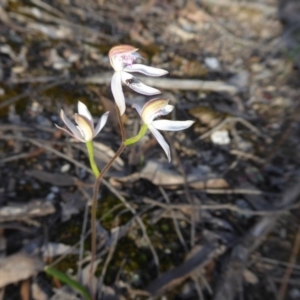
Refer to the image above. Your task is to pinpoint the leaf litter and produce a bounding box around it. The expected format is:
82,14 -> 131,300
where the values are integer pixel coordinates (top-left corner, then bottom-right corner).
0,0 -> 300,299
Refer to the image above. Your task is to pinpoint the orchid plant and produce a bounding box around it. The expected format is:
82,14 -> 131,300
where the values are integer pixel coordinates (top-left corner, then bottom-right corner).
54,44 -> 194,297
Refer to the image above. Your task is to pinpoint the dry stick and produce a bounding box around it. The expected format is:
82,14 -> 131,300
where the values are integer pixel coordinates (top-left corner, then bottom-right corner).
48,203 -> 125,269
103,175 -> 161,273
178,157 -> 196,248
192,274 -> 205,300
78,202 -> 89,283
158,186 -> 188,252
263,102 -> 300,166
98,228 -> 119,299
82,74 -> 238,94
29,0 -> 66,18
267,277 -> 281,300
278,224 -> 300,300
90,139 -> 125,298
199,117 -> 268,141
0,6 -> 31,33
258,256 -> 300,272
143,197 -> 300,217
230,149 -> 265,165
0,78 -> 69,109
166,133 -> 196,248
213,177 -> 300,300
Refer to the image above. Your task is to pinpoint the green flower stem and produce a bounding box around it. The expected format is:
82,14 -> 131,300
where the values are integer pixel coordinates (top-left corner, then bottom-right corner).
124,124 -> 148,146
86,141 -> 100,177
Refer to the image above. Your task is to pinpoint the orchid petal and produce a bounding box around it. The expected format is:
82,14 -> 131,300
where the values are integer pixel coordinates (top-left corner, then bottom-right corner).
121,72 -> 161,96
148,124 -> 171,162
55,124 -> 85,142
111,72 -> 126,115
75,114 -> 94,141
141,98 -> 170,124
94,111 -> 109,136
78,101 -> 93,124
132,103 -> 143,116
60,109 -> 84,140
152,120 -> 195,131
130,83 -> 161,96
124,64 -> 168,77
161,105 -> 174,116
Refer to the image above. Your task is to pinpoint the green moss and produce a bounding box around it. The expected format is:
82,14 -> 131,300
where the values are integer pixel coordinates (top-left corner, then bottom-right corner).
55,255 -> 78,273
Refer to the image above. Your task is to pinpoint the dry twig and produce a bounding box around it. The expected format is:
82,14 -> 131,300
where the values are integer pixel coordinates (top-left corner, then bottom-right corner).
278,224 -> 300,300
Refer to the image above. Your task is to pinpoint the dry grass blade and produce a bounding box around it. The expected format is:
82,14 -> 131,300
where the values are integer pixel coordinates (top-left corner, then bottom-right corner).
213,177 -> 300,300
101,181 -> 161,276
0,200 -> 55,223
26,170 -> 76,186
146,242 -> 226,296
0,78 -> 69,109
98,227 -> 119,298
199,117 -> 270,142
142,197 -> 296,217
29,0 -> 66,18
83,74 -> 238,93
0,6 -> 30,33
159,186 -> 188,252
278,224 -> 300,300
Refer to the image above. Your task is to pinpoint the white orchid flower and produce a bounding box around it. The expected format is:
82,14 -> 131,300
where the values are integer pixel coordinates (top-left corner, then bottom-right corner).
133,99 -> 194,162
55,101 -> 109,142
109,45 -> 168,115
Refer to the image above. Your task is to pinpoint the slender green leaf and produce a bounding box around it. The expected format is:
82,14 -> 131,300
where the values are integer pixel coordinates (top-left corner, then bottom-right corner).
45,266 -> 92,300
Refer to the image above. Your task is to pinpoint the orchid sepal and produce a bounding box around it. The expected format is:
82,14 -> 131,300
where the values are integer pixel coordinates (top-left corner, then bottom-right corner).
133,98 -> 194,161
55,101 -> 109,143
111,72 -> 126,115
123,64 -> 168,77
148,124 -> 171,162
152,120 -> 195,131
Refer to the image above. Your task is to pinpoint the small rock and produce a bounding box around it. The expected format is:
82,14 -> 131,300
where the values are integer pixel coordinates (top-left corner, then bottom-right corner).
61,164 -> 71,173
250,63 -> 264,73
50,186 -> 59,193
205,57 -> 220,70
228,70 -> 249,91
211,130 -> 230,145
243,269 -> 258,284
290,288 -> 300,300
46,193 -> 55,201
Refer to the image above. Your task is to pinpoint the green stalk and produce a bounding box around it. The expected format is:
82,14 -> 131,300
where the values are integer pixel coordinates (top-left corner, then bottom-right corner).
86,141 -> 100,177
124,124 -> 148,146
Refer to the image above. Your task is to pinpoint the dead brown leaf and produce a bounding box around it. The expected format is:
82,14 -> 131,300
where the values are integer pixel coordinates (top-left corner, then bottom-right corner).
0,253 -> 44,288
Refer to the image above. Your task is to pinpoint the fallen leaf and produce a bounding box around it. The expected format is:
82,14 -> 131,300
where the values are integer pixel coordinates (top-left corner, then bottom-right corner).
27,170 -> 76,186
0,253 -> 44,288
